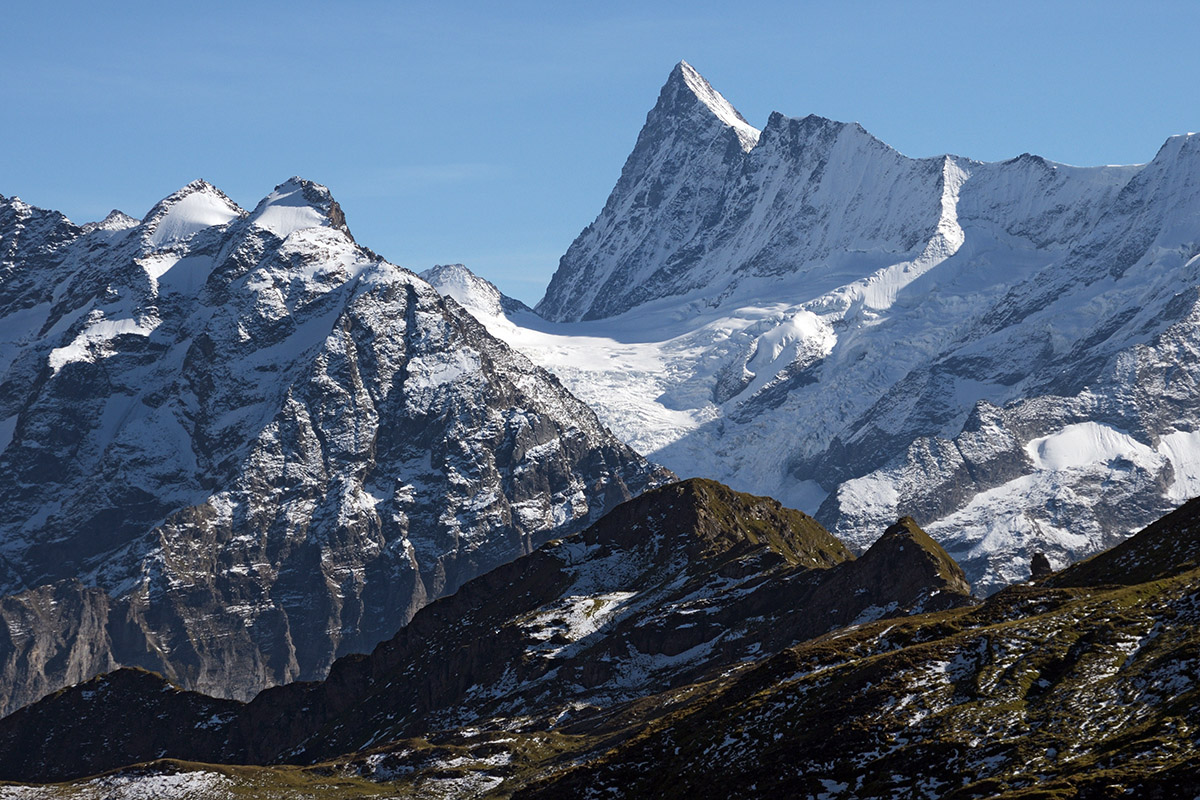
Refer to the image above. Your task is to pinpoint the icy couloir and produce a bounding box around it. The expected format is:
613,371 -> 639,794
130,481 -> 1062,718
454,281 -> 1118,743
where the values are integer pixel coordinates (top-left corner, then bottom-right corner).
0,178 -> 669,715
428,61 -> 1200,594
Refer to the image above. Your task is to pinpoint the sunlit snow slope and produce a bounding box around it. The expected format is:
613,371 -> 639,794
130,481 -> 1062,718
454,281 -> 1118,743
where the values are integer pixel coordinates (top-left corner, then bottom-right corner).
428,61 -> 1200,594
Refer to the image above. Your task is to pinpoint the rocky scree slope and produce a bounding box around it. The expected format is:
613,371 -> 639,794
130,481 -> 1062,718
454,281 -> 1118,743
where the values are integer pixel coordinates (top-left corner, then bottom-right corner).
440,60 -> 1200,594
0,179 -> 668,716
0,478 -> 974,784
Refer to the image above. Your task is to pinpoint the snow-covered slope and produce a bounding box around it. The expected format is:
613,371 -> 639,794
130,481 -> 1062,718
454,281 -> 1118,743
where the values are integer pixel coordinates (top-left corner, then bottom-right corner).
0,178 -> 668,715
431,62 -> 1200,594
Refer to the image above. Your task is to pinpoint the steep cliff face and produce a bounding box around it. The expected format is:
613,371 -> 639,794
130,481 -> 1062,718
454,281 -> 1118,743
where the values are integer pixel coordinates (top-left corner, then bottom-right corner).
0,178 -> 670,715
0,479 -> 974,783
441,61 -> 1200,593
538,61 -> 762,323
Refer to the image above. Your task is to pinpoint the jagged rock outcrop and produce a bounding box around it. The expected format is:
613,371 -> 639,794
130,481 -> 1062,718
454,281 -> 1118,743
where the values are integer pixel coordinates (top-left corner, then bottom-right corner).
0,479 -> 974,783
0,178 -> 670,715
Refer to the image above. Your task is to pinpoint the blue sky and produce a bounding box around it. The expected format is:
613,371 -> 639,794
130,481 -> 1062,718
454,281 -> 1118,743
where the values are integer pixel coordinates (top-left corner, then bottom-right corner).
3,1 -> 1198,305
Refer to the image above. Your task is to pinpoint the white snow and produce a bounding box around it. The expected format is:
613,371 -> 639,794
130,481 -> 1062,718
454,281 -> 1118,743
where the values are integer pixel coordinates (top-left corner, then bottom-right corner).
405,350 -> 480,392
1025,422 -> 1158,472
0,769 -> 235,799
47,314 -> 160,373
420,64 -> 1200,595
146,187 -> 240,247
1158,430 -> 1200,501
524,590 -> 637,652
677,60 -> 760,151
141,253 -> 216,296
249,179 -> 329,238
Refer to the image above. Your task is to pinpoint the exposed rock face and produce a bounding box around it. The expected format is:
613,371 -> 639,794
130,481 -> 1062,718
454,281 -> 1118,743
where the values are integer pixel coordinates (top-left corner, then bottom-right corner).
12,483 -> 1200,798
447,61 -> 1200,593
0,479 -> 974,783
0,179 -> 669,715
0,669 -> 236,784
538,61 -> 762,323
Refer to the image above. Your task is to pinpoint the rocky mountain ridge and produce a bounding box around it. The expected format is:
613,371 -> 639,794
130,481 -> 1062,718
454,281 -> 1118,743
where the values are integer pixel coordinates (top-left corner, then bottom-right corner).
0,178 -> 669,716
5,479 -> 1200,798
429,61 -> 1200,593
0,478 -> 973,784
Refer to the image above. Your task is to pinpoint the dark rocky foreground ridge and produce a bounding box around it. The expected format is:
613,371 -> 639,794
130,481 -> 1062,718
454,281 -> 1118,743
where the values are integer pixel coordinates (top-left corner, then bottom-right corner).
4,483 -> 1200,798
0,179 -> 669,716
0,478 -> 974,786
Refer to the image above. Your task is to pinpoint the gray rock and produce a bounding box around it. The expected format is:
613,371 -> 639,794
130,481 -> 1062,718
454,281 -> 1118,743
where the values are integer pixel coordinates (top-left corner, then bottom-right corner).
0,178 -> 670,715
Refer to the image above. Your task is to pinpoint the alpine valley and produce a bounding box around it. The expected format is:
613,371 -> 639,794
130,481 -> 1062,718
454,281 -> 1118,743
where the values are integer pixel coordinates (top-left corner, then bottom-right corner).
3,59 -> 1200,799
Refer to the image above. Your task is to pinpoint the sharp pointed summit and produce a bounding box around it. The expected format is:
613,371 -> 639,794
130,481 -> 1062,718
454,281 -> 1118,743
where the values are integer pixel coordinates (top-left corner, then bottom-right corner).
488,62 -> 1200,598
141,179 -> 244,248
664,60 -> 760,151
537,61 -> 765,322
81,209 -> 139,234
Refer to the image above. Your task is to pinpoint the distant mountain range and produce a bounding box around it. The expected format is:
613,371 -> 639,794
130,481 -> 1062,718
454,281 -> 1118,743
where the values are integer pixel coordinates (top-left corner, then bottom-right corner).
427,60 -> 1200,594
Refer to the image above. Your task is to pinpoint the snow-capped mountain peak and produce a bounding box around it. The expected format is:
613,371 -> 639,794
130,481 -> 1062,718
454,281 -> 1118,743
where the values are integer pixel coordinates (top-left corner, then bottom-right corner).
438,61 -> 1200,596
669,60 -> 760,151
80,209 -> 139,235
420,263 -> 532,319
141,179 -> 244,248
248,177 -> 353,241
0,178 -> 668,715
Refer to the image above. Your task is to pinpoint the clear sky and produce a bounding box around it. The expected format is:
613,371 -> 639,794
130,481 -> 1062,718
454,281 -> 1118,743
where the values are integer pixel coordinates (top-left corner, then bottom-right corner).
3,1 -> 1198,305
